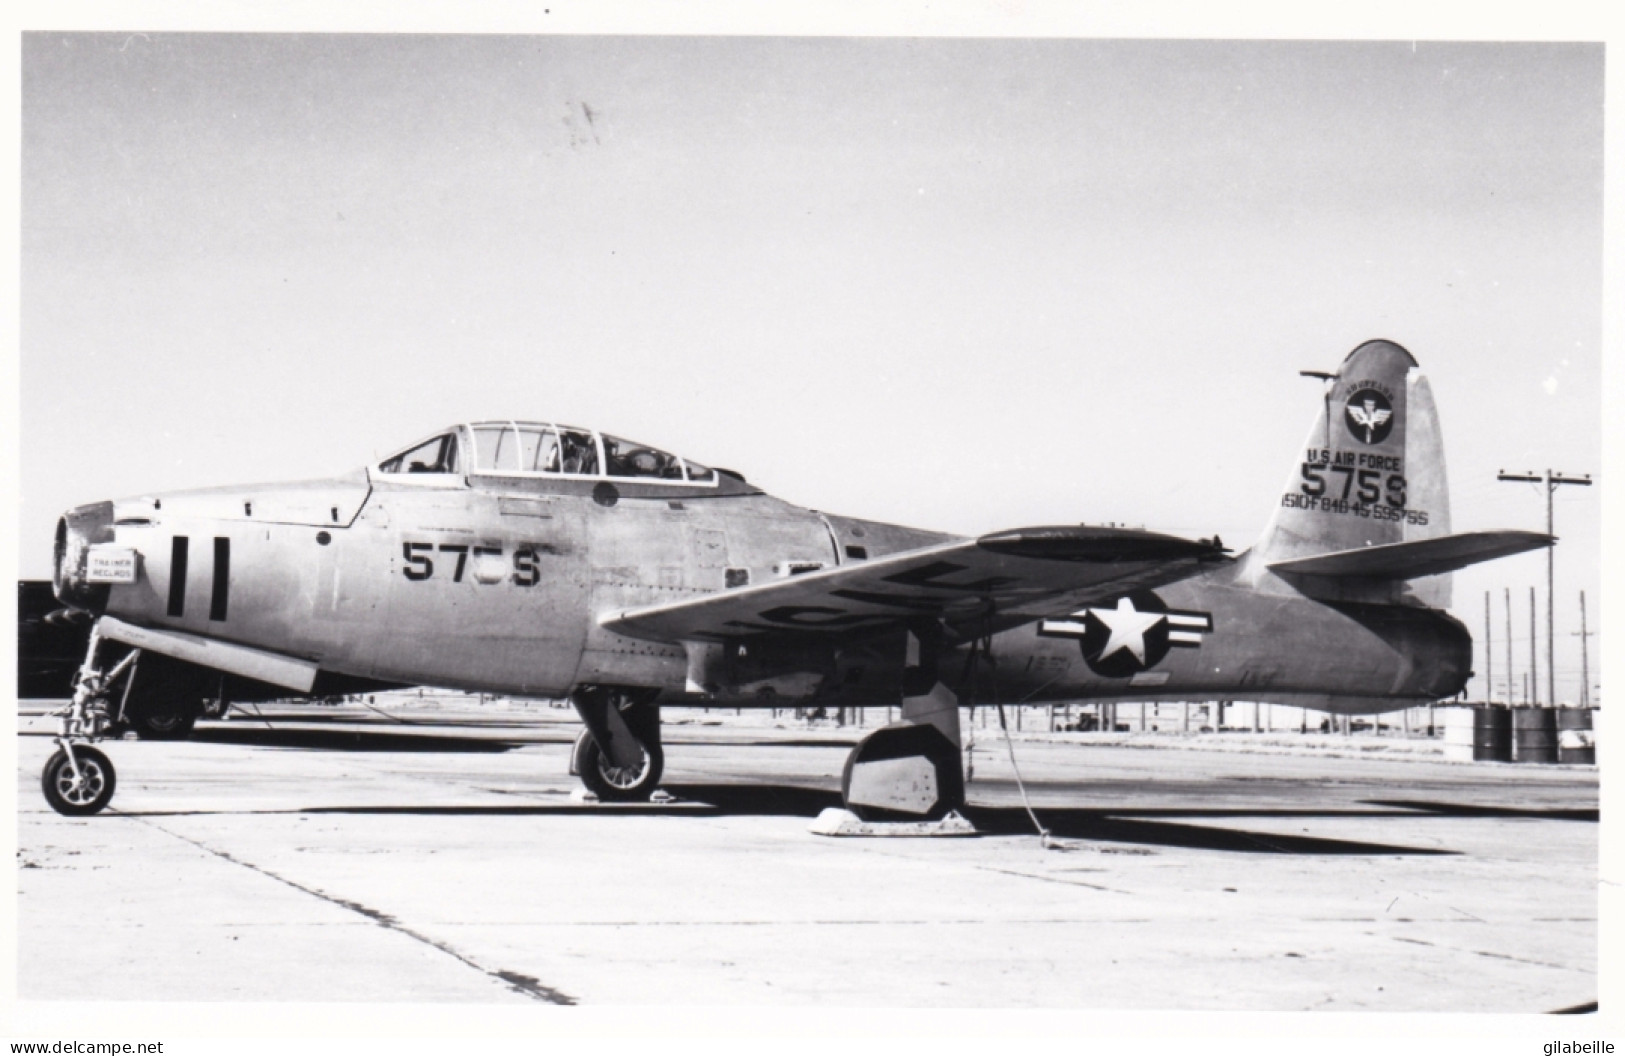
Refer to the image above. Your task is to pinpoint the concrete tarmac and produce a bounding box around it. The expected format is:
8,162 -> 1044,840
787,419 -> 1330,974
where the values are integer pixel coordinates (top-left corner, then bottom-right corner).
15,706 -> 1598,1011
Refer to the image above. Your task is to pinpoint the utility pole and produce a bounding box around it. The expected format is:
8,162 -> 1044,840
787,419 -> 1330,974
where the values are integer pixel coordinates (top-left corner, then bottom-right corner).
1504,588 -> 1513,708
1498,469 -> 1591,708
1574,591 -> 1593,708
1484,591 -> 1493,704
1529,585 -> 1538,706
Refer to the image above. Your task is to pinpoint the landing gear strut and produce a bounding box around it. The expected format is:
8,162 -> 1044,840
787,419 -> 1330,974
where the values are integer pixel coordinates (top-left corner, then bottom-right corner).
41,623 -> 138,816
569,685 -> 664,801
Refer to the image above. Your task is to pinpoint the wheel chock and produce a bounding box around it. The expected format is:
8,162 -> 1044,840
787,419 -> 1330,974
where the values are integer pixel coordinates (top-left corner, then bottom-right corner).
808,806 -> 978,838
570,786 -> 681,806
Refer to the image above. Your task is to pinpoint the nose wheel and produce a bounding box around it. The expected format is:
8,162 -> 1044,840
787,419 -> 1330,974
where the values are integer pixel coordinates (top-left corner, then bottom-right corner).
40,621 -> 136,816
41,746 -> 117,816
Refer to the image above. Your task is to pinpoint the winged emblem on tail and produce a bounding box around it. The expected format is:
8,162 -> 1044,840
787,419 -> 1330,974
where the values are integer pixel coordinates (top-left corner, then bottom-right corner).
1346,397 -> 1392,444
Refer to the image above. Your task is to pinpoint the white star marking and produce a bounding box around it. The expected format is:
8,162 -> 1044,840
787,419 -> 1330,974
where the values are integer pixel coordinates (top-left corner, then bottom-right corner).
1090,597 -> 1166,664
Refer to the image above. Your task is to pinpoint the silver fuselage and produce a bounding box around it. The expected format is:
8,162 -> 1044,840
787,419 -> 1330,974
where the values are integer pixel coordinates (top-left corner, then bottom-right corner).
55,467 -> 1469,715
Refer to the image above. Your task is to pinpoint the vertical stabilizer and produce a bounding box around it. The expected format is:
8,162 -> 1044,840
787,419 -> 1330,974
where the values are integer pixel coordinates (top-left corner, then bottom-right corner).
1402,371 -> 1452,606
1252,340 -> 1452,597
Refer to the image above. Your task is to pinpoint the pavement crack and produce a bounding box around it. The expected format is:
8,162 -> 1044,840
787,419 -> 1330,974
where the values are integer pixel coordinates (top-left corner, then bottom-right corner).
971,863 -> 1126,893
440,917 -> 1150,927
115,812 -> 576,1004
1390,935 -> 1593,975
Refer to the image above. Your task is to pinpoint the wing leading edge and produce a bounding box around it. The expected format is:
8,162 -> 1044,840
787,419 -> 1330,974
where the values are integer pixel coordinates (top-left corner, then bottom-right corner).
600,525 -> 1230,645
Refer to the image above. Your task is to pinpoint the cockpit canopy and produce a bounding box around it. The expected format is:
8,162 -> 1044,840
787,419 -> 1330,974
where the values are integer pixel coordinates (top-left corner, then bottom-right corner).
375,422 -> 720,485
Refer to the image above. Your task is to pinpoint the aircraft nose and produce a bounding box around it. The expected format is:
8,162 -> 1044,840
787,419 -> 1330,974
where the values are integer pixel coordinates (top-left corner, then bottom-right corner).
54,501 -> 115,613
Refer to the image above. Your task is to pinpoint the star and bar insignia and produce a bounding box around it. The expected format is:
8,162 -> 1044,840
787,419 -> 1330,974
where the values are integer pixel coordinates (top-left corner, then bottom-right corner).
1037,590 -> 1213,678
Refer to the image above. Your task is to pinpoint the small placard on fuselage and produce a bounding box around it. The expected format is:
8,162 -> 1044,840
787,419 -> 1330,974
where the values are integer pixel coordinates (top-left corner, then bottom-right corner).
86,547 -> 139,583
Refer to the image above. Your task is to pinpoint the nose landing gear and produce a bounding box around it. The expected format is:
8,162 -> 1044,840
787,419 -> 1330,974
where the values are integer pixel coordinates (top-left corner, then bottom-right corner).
41,746 -> 117,816
41,623 -> 139,816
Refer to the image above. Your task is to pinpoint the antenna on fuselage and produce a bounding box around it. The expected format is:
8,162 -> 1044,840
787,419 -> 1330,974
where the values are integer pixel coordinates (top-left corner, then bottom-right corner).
1299,369 -> 1339,455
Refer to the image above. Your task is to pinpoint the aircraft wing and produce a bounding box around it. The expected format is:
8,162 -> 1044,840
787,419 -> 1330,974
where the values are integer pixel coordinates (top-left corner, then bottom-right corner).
600,525 -> 1229,644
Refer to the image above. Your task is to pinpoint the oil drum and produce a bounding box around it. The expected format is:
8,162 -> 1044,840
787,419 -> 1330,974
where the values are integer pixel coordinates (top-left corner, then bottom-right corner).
1442,707 -> 1476,761
1556,708 -> 1595,764
1511,707 -> 1557,764
1471,706 -> 1511,762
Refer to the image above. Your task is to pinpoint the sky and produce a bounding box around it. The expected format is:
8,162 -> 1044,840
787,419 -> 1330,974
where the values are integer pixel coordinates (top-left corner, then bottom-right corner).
19,33 -> 1603,702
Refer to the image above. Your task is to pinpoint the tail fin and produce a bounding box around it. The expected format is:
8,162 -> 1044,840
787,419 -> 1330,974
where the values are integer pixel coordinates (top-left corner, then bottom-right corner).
1252,339 -> 1453,603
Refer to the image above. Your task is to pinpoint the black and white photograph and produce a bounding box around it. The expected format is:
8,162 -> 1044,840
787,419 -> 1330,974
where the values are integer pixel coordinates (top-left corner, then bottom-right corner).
9,5 -> 1613,1051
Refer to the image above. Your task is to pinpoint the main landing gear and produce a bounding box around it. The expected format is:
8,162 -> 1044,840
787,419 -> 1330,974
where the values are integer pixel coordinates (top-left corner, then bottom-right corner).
41,623 -> 140,816
838,624 -> 974,823
568,685 -> 665,801
567,626 -> 982,822
841,713 -> 964,821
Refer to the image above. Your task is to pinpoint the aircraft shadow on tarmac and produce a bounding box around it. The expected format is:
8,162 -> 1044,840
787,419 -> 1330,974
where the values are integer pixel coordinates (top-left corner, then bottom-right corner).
963,808 -> 1456,856
1365,799 -> 1599,823
119,781 -> 1463,853
721,738 -> 863,749
187,727 -> 528,753
669,785 -> 1460,855
103,766 -> 1580,855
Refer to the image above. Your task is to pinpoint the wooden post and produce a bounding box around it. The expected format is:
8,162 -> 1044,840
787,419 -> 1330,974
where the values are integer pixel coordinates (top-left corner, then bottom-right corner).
1504,587 -> 1513,710
1580,591 -> 1591,707
1530,586 -> 1539,707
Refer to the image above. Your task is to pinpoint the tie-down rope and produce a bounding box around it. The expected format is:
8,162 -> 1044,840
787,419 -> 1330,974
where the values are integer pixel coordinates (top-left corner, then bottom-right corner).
962,629 -> 1056,848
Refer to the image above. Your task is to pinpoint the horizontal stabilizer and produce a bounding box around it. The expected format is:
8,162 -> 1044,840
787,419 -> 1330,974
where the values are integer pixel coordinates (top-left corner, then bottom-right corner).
1267,530 -> 1552,581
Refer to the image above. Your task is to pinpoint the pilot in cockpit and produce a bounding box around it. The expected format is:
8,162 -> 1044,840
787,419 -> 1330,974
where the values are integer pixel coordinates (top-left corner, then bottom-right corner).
559,431 -> 596,475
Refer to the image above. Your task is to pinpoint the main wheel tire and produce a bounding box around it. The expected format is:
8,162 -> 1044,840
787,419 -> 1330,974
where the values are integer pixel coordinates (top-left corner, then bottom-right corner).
842,723 -> 965,822
41,747 -> 117,816
126,700 -> 198,740
573,730 -> 664,802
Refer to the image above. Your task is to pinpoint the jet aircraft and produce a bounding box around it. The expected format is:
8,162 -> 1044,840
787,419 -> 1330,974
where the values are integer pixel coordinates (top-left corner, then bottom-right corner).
44,340 -> 1551,818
